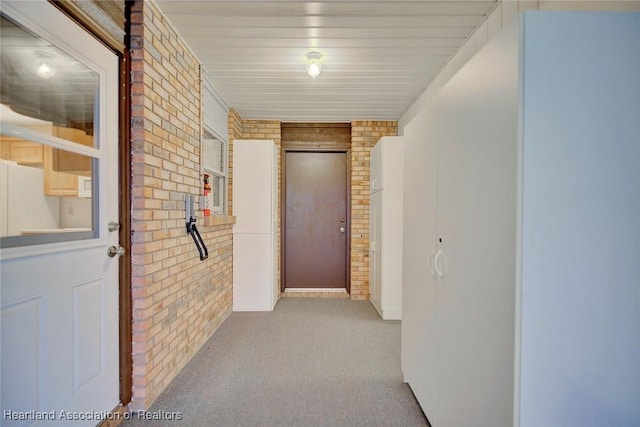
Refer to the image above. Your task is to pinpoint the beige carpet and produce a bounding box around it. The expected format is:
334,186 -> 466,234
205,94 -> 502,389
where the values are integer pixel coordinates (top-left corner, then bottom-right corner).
123,298 -> 428,427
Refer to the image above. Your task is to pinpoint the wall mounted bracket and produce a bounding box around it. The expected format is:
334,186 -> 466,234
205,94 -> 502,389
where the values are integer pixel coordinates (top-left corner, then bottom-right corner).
185,194 -> 208,261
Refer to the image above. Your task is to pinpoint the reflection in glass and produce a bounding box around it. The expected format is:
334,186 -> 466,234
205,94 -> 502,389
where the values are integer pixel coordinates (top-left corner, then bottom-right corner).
210,174 -> 222,209
203,130 -> 224,173
0,142 -> 94,245
0,13 -> 99,247
0,13 -> 99,147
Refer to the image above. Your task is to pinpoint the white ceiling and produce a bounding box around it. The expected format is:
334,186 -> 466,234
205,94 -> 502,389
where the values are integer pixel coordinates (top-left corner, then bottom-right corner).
155,0 -> 499,122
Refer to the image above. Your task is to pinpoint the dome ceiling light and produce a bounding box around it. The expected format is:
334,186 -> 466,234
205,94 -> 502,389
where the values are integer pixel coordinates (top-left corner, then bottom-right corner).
34,51 -> 57,79
305,51 -> 322,78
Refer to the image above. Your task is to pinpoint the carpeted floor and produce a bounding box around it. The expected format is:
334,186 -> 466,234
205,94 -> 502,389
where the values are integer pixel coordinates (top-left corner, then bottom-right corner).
123,298 -> 428,427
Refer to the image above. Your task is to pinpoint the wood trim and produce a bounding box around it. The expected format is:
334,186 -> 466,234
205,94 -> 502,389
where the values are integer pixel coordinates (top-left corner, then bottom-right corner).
280,148 -> 352,294
49,0 -> 125,53
281,122 -> 352,149
118,0 -> 133,406
345,149 -> 352,294
96,404 -> 128,426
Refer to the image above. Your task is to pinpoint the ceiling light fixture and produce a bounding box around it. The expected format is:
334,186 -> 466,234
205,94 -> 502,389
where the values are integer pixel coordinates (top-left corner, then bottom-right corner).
305,51 -> 322,78
34,52 -> 57,79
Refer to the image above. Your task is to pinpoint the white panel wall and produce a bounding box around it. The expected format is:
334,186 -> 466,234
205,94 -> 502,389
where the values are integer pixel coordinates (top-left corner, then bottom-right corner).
519,12 -> 640,426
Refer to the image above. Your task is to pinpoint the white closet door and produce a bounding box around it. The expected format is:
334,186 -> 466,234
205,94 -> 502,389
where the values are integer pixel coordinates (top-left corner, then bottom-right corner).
435,19 -> 520,427
400,100 -> 439,421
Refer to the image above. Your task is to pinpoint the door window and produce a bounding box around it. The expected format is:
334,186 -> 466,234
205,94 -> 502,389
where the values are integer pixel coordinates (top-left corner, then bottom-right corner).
0,14 -> 100,247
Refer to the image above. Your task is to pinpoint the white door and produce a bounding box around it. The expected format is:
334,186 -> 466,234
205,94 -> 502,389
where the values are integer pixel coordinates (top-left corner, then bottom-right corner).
0,1 -> 120,425
435,34 -> 518,426
400,106 -> 439,422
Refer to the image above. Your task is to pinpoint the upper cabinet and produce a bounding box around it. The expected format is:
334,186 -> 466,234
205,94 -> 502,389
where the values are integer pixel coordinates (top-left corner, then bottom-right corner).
1,137 -> 43,166
51,127 -> 92,176
402,12 -> 640,427
0,124 -> 52,167
0,124 -> 93,196
370,136 -> 403,193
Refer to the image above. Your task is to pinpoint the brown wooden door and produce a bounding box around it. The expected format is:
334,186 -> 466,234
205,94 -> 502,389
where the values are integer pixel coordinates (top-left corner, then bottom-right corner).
284,151 -> 348,289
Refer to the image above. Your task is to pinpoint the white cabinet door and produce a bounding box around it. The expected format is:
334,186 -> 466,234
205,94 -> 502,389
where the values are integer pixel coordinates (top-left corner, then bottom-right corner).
232,140 -> 275,234
1,1 -> 120,424
232,140 -> 276,311
369,191 -> 382,313
435,21 -> 519,427
233,233 -> 274,311
400,104 -> 439,422
369,137 -> 403,320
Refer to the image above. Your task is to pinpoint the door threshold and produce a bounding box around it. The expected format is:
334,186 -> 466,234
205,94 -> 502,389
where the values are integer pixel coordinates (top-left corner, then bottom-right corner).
281,288 -> 350,299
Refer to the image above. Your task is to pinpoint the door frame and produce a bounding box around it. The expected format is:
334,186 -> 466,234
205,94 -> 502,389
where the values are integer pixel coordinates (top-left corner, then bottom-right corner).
281,145 -> 352,293
119,4 -> 132,405
50,0 -> 133,406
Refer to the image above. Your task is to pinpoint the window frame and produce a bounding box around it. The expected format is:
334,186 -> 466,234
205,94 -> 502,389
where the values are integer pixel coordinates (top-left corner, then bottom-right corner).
201,126 -> 227,215
200,72 -> 230,216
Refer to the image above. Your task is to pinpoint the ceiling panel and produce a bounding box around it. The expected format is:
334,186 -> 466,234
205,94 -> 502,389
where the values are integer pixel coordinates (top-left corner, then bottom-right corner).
156,0 -> 499,121
157,1 -> 497,16
167,15 -> 487,27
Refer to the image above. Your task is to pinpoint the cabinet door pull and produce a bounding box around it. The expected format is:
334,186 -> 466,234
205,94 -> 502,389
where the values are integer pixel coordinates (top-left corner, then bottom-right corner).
428,251 -> 436,276
434,250 -> 444,277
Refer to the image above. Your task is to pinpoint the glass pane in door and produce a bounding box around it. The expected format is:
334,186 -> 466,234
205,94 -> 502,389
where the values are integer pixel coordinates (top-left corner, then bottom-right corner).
0,13 -> 100,247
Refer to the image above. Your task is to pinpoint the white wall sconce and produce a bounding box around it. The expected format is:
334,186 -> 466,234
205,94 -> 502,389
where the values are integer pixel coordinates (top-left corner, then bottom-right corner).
305,51 -> 322,78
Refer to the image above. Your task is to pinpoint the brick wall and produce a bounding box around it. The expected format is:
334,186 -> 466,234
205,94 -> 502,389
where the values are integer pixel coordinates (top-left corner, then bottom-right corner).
129,0 -> 233,410
350,121 -> 398,300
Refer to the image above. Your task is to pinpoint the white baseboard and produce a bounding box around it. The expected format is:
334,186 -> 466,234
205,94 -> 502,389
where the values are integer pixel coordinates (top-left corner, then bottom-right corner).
381,307 -> 401,320
371,299 -> 401,320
